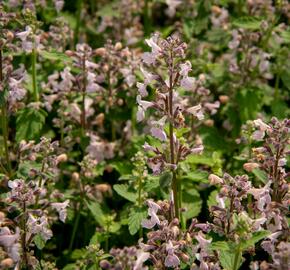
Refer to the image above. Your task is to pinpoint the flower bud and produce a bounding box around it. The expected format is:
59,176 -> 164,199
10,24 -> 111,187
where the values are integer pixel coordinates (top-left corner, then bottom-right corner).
99,260 -> 111,269
171,226 -> 180,238
72,172 -> 80,182
95,113 -> 105,126
219,95 -> 229,104
57,153 -> 68,163
117,98 -> 124,106
204,119 -> 214,127
114,42 -> 122,50
0,211 -> 5,221
96,184 -> 111,193
1,258 -> 14,268
243,162 -> 259,172
209,174 -> 223,185
94,47 -> 106,56
180,253 -> 190,263
65,50 -> 74,57
6,31 -> 14,40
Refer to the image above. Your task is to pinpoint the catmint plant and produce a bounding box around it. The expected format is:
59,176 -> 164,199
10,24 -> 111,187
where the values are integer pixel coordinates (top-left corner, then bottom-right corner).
137,33 -> 206,219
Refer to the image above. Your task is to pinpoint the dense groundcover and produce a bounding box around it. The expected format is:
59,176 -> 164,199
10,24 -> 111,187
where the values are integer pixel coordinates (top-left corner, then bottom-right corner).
0,1 -> 289,269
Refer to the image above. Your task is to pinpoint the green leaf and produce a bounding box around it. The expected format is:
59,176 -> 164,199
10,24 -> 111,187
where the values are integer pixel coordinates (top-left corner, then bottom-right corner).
233,17 -> 263,30
16,108 -> 47,142
236,88 -> 263,123
210,241 -> 230,251
182,170 -> 208,183
182,189 -> 202,220
281,30 -> 290,43
128,208 -> 147,235
252,168 -> 268,183
159,171 -> 172,193
85,200 -> 106,227
33,234 -> 46,250
144,176 -> 159,192
207,190 -> 219,209
40,50 -> 72,63
113,184 -> 138,202
219,249 -> 243,270
240,231 -> 270,250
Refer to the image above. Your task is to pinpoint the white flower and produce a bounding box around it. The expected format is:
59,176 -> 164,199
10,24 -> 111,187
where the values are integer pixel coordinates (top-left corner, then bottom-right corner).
133,250 -> 150,270
16,26 -> 32,41
179,61 -> 192,76
165,240 -> 180,267
27,214 -> 52,241
145,37 -> 161,54
137,82 -> 148,97
180,76 -> 196,91
253,119 -> 271,131
165,0 -> 182,18
195,231 -> 212,249
51,200 -> 70,222
150,127 -> 167,141
141,200 -> 161,229
187,104 -> 204,120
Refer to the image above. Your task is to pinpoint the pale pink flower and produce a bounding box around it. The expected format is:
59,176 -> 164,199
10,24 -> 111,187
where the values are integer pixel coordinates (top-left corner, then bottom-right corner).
51,200 -> 70,222
165,240 -> 180,267
180,76 -> 196,91
179,61 -> 192,76
187,104 -> 204,120
142,200 -> 161,229
137,82 -> 148,97
134,250 -> 150,270
150,127 -> 167,141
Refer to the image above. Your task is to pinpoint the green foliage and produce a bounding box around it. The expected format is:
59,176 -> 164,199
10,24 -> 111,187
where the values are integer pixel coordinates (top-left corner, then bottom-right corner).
128,208 -> 147,235
16,107 -> 47,142
113,184 -> 138,202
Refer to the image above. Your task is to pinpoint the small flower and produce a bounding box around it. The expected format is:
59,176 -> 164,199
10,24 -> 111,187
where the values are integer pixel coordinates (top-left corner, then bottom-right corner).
150,127 -> 167,141
187,104 -> 204,120
133,250 -> 150,270
141,200 -> 161,229
208,174 -> 223,185
51,200 -> 70,222
165,240 -> 180,267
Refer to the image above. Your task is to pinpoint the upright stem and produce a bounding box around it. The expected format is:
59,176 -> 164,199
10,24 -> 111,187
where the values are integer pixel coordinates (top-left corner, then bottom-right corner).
81,56 -> 87,132
69,202 -> 82,252
31,46 -> 39,102
168,51 -> 179,219
74,0 -> 82,46
21,202 -> 29,269
143,0 -> 151,36
0,49 -> 12,176
138,175 -> 143,238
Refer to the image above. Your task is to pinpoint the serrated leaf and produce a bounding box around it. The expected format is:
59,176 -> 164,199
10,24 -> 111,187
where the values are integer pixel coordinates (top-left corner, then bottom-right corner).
233,16 -> 263,30
281,30 -> 290,43
181,170 -> 208,183
16,108 -> 47,142
159,171 -> 172,192
240,230 -> 270,250
210,241 -> 230,251
40,50 -> 72,63
252,168 -> 268,183
128,208 -> 147,235
219,249 -> 242,270
207,190 -> 218,209
113,184 -> 138,202
85,200 -> 106,227
182,189 -> 202,220
33,234 -> 46,250
144,176 -> 159,191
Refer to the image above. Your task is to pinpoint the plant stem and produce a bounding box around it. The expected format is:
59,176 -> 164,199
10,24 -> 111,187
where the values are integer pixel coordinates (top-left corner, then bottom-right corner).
21,201 -> 29,269
143,0 -> 151,36
69,201 -> 82,252
31,46 -> 39,102
168,52 -> 179,219
274,74 -> 280,100
233,246 -> 241,270
0,49 -> 12,176
81,55 -> 87,133
138,175 -> 143,238
74,0 -> 82,46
